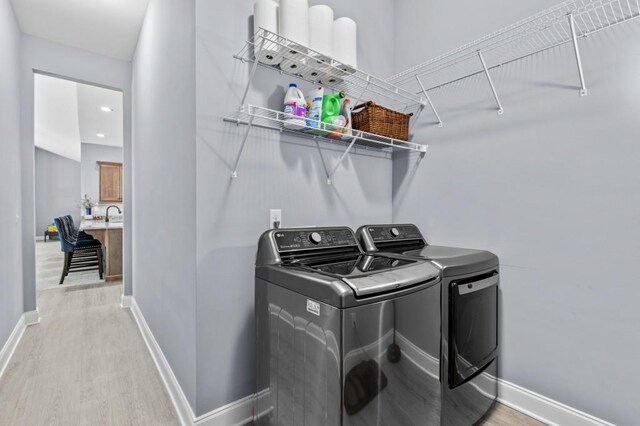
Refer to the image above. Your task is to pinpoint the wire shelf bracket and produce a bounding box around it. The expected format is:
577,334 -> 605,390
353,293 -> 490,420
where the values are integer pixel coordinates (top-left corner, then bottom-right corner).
230,115 -> 255,178
478,50 -> 504,115
415,76 -> 443,127
568,13 -> 588,96
326,135 -> 359,185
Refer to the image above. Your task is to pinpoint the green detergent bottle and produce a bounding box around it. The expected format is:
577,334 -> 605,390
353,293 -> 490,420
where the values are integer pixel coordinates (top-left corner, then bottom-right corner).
321,91 -> 346,123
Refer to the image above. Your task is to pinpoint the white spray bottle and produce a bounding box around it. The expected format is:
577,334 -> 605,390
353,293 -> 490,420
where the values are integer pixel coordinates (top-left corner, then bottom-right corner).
341,98 -> 353,138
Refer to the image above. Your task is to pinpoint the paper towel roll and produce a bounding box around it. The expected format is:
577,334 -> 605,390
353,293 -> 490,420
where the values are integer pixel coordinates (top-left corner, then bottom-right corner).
254,1 -> 281,65
255,44 -> 282,66
254,0 -> 278,35
280,57 -> 305,76
280,0 -> 309,48
300,65 -> 326,82
309,5 -> 333,58
333,17 -> 357,69
298,53 -> 330,81
319,73 -> 343,87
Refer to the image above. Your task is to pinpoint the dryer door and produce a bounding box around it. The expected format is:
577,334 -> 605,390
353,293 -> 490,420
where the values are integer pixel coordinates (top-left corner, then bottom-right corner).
449,272 -> 499,388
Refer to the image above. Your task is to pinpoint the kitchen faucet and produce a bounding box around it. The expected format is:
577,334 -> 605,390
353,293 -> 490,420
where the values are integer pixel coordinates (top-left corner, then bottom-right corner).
105,205 -> 122,223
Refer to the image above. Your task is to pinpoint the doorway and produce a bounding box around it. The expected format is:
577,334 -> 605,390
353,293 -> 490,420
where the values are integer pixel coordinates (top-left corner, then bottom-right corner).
33,73 -> 125,294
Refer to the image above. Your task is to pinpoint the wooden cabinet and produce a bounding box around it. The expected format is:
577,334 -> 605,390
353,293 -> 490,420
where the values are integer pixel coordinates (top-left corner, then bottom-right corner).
98,161 -> 123,202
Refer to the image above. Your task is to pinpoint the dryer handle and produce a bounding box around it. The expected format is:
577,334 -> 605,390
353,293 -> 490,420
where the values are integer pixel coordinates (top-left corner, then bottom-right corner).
456,274 -> 499,295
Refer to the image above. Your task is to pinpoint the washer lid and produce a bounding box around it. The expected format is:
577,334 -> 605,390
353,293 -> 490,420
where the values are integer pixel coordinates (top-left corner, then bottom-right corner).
287,253 -> 440,297
342,260 -> 440,296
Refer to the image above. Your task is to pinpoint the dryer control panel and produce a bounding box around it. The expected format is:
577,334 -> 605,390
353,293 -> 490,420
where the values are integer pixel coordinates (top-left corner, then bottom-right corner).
274,227 -> 358,252
365,224 -> 424,242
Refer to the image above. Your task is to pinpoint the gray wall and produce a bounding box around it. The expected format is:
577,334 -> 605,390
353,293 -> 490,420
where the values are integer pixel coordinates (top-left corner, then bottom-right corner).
34,147 -> 81,235
0,0 -> 24,351
132,0 -> 198,411
20,35 -> 133,311
194,0 -> 394,415
80,143 -> 123,216
392,1 -> 640,424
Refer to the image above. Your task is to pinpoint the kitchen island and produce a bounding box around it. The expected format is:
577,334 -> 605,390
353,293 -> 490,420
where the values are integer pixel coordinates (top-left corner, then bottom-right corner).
81,221 -> 123,282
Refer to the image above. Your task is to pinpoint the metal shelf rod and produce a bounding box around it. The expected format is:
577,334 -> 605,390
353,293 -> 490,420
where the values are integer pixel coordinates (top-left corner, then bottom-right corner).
477,51 -> 504,115
239,37 -> 265,109
231,115 -> 255,178
415,76 -> 443,127
568,13 -> 589,96
326,136 -> 359,185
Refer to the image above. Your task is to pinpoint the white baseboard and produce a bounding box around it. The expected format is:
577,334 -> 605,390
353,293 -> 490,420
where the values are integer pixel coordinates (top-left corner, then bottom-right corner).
194,393 -> 254,426
130,302 -> 614,426
130,298 -> 195,426
0,314 -> 26,380
25,309 -> 40,325
130,296 -> 258,426
120,295 -> 132,309
498,379 -> 615,426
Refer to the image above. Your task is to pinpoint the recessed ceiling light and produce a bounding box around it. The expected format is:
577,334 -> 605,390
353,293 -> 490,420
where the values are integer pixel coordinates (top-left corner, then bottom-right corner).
96,133 -> 105,138
100,106 -> 113,112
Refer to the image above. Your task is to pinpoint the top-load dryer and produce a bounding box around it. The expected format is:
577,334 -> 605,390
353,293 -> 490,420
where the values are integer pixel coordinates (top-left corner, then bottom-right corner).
255,227 -> 443,425
357,224 -> 500,426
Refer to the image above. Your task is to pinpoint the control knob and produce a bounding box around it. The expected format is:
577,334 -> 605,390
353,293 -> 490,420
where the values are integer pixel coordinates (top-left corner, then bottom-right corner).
390,228 -> 400,237
309,232 -> 322,245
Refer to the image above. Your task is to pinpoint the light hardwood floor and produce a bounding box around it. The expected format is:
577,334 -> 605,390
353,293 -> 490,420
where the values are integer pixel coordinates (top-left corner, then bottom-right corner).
36,240 -> 106,289
0,283 -> 179,426
480,403 -> 546,426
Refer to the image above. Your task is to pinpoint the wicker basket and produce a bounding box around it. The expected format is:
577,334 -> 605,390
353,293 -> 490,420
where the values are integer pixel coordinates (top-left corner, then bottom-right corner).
351,101 -> 412,141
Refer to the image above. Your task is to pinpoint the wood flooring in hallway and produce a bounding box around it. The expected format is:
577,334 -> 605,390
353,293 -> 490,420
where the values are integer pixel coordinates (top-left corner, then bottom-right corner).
0,283 -> 179,426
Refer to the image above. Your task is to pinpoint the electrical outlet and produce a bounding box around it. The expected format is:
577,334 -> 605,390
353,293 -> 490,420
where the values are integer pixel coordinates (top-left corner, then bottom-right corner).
270,209 -> 282,229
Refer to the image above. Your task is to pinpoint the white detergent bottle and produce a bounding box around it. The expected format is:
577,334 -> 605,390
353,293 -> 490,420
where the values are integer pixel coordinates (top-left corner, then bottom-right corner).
283,83 -> 307,130
306,86 -> 324,131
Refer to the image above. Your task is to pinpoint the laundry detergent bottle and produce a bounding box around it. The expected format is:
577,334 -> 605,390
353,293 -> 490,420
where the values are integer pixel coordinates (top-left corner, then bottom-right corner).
283,83 -> 307,130
321,91 -> 346,138
321,90 -> 345,123
306,86 -> 324,131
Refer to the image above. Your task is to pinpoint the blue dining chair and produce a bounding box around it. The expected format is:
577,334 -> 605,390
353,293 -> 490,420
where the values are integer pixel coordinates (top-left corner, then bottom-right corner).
54,216 -> 104,284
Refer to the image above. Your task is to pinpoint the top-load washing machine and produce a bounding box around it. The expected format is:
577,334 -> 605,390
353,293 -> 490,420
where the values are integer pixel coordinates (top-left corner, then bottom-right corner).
357,224 -> 500,426
255,227 -> 444,425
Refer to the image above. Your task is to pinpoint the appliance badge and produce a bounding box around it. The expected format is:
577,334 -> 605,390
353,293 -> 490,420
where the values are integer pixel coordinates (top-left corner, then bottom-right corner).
306,299 -> 320,316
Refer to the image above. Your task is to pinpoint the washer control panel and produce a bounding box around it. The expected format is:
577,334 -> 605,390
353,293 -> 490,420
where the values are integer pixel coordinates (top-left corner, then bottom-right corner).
274,228 -> 358,252
366,225 -> 424,242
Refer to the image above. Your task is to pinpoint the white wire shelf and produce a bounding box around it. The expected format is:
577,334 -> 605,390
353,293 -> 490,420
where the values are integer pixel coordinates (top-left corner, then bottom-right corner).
388,0 -> 640,93
224,105 -> 427,152
235,28 -> 427,116
223,105 -> 427,184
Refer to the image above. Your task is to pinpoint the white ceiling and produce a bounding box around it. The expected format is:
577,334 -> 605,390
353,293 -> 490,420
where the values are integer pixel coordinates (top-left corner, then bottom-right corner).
10,0 -> 150,61
35,74 -> 123,162
77,84 -> 124,147
34,75 -> 81,161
